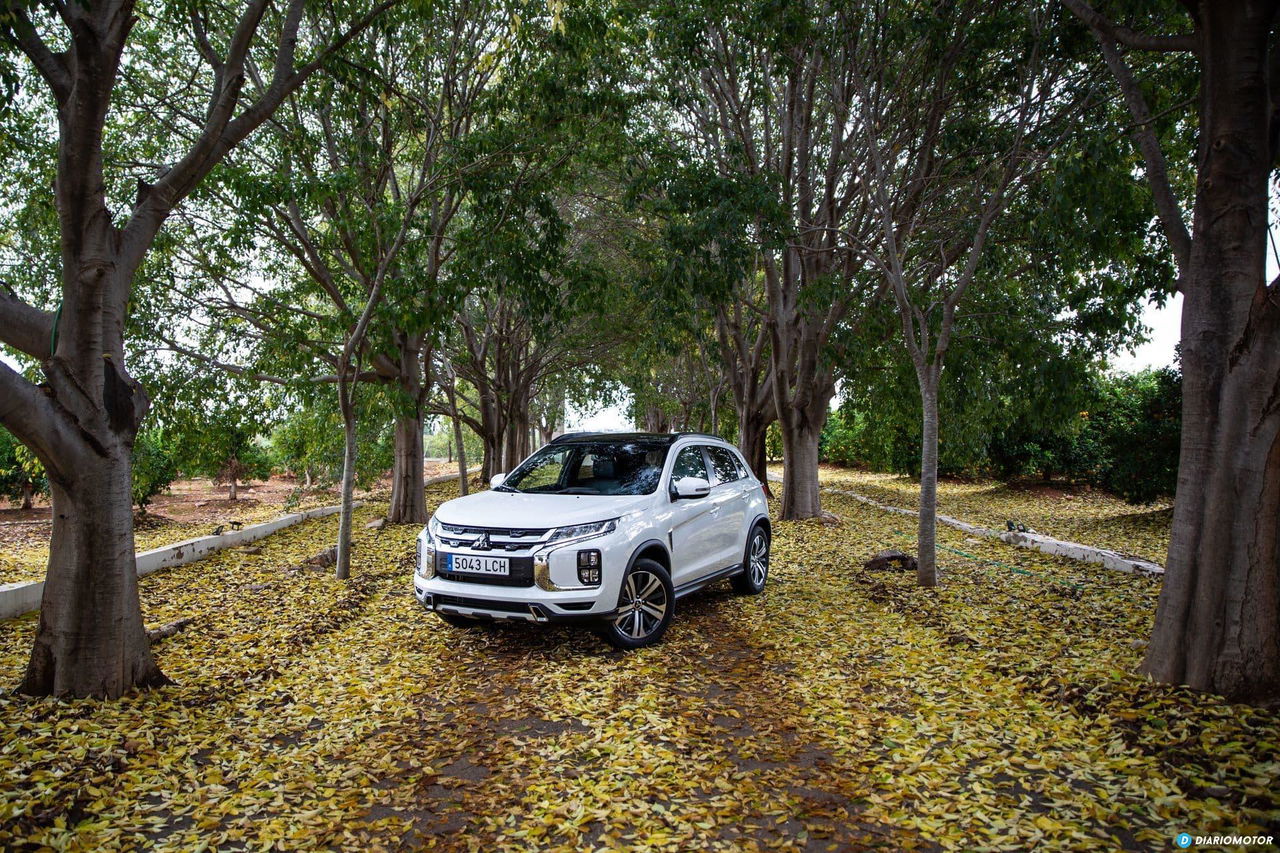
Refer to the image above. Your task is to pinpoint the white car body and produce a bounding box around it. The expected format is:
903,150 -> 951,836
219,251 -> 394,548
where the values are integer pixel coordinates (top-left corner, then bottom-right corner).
413,432 -> 770,639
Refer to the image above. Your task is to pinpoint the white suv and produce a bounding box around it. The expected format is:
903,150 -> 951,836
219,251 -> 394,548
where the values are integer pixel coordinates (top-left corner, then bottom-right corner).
413,432 -> 771,648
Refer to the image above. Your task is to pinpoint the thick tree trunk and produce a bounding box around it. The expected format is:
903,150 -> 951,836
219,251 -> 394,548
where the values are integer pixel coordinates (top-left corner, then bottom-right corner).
916,376 -> 940,587
21,481 -> 34,510
20,451 -> 167,697
737,410 -> 773,485
1141,1 -> 1280,702
777,410 -> 824,519
388,409 -> 427,524
481,432 -> 501,481
502,401 -> 531,472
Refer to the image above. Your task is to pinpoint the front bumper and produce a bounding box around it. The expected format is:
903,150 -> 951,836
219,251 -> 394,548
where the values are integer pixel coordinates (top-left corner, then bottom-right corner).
414,579 -> 615,623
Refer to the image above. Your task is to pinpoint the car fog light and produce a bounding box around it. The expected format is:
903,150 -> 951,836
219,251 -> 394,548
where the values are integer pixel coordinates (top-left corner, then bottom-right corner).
577,550 -> 602,585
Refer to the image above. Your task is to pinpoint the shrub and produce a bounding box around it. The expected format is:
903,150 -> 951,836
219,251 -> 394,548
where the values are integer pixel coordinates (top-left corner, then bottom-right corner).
132,429 -> 178,510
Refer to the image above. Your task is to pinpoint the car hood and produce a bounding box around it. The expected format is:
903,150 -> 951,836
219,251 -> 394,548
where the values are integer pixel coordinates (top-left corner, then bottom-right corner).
433,490 -> 654,530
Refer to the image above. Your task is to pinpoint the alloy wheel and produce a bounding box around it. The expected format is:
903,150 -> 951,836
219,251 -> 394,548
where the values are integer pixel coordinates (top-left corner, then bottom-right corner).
749,532 -> 769,587
614,569 -> 668,640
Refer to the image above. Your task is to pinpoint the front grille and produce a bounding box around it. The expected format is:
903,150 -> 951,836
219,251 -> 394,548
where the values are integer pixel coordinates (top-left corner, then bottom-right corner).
438,524 -> 552,554
439,523 -> 550,537
434,594 -> 533,614
438,537 -> 533,553
436,554 -> 535,587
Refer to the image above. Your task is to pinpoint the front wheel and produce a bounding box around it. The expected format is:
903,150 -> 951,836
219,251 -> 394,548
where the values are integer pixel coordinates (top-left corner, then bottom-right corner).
600,559 -> 673,649
732,526 -> 769,595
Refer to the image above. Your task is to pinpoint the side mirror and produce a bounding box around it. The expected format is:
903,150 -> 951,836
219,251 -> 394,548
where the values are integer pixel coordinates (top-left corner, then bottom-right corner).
672,476 -> 711,500
490,473 -> 507,489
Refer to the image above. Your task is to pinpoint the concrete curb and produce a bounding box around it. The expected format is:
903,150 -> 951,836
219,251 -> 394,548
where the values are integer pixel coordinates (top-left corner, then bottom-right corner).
767,473 -> 1164,576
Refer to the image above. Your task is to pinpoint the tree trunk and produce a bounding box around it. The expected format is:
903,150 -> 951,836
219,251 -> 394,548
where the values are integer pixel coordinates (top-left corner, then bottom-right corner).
335,375 -> 359,581
1141,2 -> 1280,701
777,409 -> 824,520
453,413 -> 469,497
388,409 -> 427,524
21,481 -> 34,510
916,373 -> 940,587
228,477 -> 238,502
20,451 -> 167,697
737,409 -> 773,485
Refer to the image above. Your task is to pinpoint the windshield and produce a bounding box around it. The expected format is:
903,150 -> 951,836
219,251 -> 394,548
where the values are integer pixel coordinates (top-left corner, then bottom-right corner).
499,441 -> 670,496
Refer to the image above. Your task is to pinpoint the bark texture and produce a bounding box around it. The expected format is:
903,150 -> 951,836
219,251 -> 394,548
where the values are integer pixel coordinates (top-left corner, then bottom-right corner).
389,412 -> 427,524
1138,1 -> 1280,701
20,451 -> 167,697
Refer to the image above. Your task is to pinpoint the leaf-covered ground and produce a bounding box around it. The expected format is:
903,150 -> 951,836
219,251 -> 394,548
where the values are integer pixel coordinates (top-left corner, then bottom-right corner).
0,480 -> 1275,850
789,465 -> 1173,565
0,487 -> 343,586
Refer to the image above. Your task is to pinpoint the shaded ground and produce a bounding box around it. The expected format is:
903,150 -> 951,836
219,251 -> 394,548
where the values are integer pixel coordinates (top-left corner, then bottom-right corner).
0,480 -> 1275,851
781,465 -> 1173,565
0,463 -> 461,585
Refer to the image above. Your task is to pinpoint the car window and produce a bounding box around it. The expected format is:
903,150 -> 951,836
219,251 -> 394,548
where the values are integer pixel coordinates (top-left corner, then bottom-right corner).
707,446 -> 742,486
502,441 -> 670,495
670,445 -> 708,482
514,447 -> 570,492
733,453 -> 751,480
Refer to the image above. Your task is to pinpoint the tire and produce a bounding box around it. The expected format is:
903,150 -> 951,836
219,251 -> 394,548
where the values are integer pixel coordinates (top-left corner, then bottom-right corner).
732,525 -> 769,595
600,558 -> 674,650
436,611 -> 487,629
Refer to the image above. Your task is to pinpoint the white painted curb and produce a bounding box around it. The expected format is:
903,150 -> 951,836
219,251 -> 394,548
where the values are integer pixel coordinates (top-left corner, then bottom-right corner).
767,472 -> 1164,576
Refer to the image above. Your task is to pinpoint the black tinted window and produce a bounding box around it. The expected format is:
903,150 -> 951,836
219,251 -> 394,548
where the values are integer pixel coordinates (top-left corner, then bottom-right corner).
707,446 -> 742,486
671,446 -> 708,481
502,442 -> 669,495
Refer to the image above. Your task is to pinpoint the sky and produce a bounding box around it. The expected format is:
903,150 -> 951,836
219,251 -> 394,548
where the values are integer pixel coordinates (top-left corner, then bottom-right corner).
1108,293 -> 1182,373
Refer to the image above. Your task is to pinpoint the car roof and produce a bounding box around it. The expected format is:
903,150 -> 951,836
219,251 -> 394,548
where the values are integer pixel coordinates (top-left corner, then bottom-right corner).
549,431 -> 732,447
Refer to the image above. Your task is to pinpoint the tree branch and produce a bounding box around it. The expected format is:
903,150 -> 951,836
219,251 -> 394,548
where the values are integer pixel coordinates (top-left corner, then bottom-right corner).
0,286 -> 54,359
3,7 -> 72,103
1074,19 -> 1193,278
1061,0 -> 1198,53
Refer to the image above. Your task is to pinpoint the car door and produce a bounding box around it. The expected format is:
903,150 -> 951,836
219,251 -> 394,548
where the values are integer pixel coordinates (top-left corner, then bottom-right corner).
665,444 -> 718,586
704,445 -> 750,570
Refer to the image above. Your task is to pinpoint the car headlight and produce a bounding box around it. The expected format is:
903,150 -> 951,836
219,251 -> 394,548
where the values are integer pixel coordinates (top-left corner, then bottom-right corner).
548,519 -> 617,543
416,520 -> 438,579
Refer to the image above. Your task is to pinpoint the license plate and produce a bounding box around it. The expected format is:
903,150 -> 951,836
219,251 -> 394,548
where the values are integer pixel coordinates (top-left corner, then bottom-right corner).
444,553 -> 510,576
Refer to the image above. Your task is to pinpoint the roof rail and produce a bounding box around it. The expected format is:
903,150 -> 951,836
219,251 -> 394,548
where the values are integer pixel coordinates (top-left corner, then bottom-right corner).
674,432 -> 728,443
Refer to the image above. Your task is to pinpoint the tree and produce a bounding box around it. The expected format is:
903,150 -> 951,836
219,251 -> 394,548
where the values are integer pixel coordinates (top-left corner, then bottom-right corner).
849,1 -> 1097,584
648,0 -> 884,519
1064,0 -> 1280,701
0,0 -> 393,697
